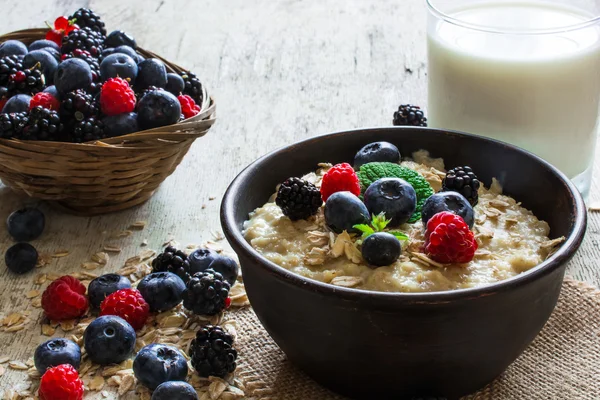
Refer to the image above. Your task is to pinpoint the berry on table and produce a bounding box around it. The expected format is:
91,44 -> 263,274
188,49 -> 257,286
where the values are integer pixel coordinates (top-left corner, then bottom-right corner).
324,191 -> 370,234
2,94 -> 31,114
21,106 -> 63,141
188,248 -> 218,275
60,89 -> 99,123
166,72 -> 185,96
34,338 -> 81,374
205,255 -> 239,286
5,242 -> 38,274
442,166 -> 481,206
179,70 -> 203,104
421,191 -> 475,229
361,232 -> 402,267
83,315 -> 136,365
424,211 -> 477,264
41,275 -> 88,321
275,177 -> 322,220
320,163 -> 361,202
133,343 -> 188,390
363,178 -> 417,227
88,273 -> 131,309
104,30 -> 137,49
30,92 -> 60,111
71,117 -> 105,142
54,58 -> 93,94
393,104 -> 427,127
23,50 -> 59,84
152,246 -> 192,283
0,40 -> 28,58
182,269 -> 232,316
100,77 -> 136,116
38,364 -> 84,400
100,53 -> 138,83
189,325 -> 237,378
7,207 -> 45,241
61,27 -> 104,58
137,271 -> 186,312
69,8 -> 106,36
100,288 -> 150,330
0,111 -> 28,138
102,112 -> 139,137
45,16 -> 79,47
137,90 -> 181,129
136,58 -> 168,90
354,141 -> 401,169
152,381 -> 199,400
178,94 -> 201,119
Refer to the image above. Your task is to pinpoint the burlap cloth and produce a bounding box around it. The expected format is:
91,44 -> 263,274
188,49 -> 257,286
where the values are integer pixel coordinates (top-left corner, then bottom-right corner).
231,278 -> 600,399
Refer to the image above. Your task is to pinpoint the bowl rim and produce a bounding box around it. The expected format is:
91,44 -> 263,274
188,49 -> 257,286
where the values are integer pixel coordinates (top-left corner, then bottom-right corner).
221,126 -> 587,303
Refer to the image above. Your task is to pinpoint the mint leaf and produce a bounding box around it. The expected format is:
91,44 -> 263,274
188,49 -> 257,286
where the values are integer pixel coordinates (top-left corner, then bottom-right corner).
353,224 -> 374,239
371,212 -> 391,232
388,231 -> 409,241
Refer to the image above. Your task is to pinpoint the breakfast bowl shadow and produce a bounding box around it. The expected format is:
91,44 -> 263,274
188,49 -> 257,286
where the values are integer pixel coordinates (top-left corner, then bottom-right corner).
220,127 -> 587,399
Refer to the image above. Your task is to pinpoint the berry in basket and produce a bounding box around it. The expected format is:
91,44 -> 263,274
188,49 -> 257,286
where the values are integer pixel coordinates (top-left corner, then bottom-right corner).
0,7 -> 207,143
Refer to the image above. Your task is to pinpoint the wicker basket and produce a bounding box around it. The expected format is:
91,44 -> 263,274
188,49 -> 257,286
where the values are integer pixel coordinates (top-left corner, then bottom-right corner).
0,29 -> 216,215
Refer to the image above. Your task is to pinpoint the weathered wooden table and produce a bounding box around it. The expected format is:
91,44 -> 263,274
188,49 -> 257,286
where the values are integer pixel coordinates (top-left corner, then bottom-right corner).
1,0 -> 599,398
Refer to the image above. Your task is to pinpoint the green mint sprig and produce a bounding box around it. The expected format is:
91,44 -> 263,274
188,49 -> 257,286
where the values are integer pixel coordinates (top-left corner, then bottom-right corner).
353,212 -> 409,241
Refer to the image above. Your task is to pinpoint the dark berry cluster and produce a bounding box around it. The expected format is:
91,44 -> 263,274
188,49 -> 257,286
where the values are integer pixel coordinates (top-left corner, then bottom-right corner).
151,246 -> 191,283
61,27 -> 104,58
393,104 -> 427,127
442,166 -> 481,206
189,325 -> 238,378
182,269 -> 231,316
276,177 -> 323,220
179,70 -> 203,104
69,8 -> 106,36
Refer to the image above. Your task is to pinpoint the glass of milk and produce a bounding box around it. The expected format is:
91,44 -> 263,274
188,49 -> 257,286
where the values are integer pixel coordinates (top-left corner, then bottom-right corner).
427,0 -> 600,200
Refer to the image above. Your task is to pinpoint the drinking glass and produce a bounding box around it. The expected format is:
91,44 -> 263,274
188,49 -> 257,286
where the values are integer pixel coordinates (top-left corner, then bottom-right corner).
427,0 -> 600,200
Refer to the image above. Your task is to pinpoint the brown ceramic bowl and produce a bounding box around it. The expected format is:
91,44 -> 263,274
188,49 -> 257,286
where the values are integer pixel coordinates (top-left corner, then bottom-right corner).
220,127 -> 586,399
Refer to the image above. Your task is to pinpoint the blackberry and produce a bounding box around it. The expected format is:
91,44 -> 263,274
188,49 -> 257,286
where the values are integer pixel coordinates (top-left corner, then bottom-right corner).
182,269 -> 231,316
71,117 -> 105,143
135,85 -> 161,103
189,325 -> 237,378
69,8 -> 106,36
60,89 -> 99,123
152,246 -> 192,283
179,70 -> 203,104
442,166 -> 480,206
393,104 -> 427,127
62,49 -> 101,84
275,177 -> 322,221
61,27 -> 104,58
6,65 -> 44,96
0,55 -> 23,86
0,112 -> 28,139
21,106 -> 63,141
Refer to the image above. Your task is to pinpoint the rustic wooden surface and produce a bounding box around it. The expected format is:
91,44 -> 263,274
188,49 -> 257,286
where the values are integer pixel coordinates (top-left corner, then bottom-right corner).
0,0 -> 599,398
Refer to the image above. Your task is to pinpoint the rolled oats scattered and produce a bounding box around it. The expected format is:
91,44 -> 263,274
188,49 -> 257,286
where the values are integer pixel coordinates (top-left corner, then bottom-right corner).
103,245 -> 122,253
541,236 -> 566,249
118,374 -> 135,395
411,252 -> 446,269
8,361 -> 28,370
208,379 -> 228,399
0,356 -> 9,364
81,262 -> 100,270
131,221 -> 147,230
25,290 -> 39,299
34,273 -> 47,285
0,365 -> 4,377
60,320 -> 76,331
92,252 -> 109,265
52,250 -> 70,258
331,276 -> 363,288
41,324 -> 55,336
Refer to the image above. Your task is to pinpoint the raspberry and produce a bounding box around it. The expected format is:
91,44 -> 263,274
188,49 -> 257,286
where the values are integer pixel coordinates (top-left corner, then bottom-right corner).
30,92 -> 60,111
100,288 -> 149,330
42,276 -> 88,321
99,77 -> 136,116
424,211 -> 477,264
178,94 -> 201,119
38,364 -> 84,400
320,163 -> 361,202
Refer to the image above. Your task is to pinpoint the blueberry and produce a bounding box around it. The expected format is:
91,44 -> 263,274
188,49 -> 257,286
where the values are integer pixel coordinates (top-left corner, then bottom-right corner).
137,272 -> 186,312
110,45 -> 138,60
361,232 -> 401,267
324,191 -> 370,234
34,338 -> 81,374
136,59 -> 168,90
5,243 -> 38,274
152,381 -> 198,400
363,178 -> 416,227
165,73 -> 184,96
7,208 -> 45,241
136,54 -> 145,64
100,53 -> 138,82
0,40 -> 27,58
88,273 -> 132,309
133,344 -> 188,390
105,30 -> 137,48
40,47 -> 61,62
83,315 -> 136,365
354,142 -> 401,169
43,85 -> 60,99
23,50 -> 58,84
207,255 -> 239,286
421,192 -> 475,229
137,90 -> 181,130
54,58 -> 92,94
188,248 -> 218,275
103,112 -> 139,137
2,94 -> 31,113
29,40 -> 60,52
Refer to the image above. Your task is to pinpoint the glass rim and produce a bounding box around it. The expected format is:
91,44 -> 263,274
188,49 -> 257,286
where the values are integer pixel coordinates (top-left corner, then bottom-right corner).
426,0 -> 600,35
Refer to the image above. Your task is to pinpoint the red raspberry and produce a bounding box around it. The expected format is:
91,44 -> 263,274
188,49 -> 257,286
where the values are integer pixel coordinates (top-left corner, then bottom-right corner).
178,94 -> 201,119
424,211 -> 477,264
42,276 -> 88,321
100,288 -> 149,330
30,92 -> 60,111
38,364 -> 84,400
320,163 -> 361,201
100,77 -> 136,116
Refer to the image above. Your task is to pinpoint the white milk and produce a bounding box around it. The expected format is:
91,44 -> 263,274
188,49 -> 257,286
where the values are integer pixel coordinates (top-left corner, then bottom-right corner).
427,1 -> 600,196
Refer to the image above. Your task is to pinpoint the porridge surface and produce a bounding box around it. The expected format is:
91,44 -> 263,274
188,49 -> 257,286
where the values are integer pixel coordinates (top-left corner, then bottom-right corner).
243,152 -> 557,293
